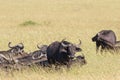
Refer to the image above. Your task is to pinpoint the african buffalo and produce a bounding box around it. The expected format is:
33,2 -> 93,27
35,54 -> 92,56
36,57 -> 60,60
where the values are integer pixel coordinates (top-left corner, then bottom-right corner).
0,42 -> 25,64
8,42 -> 24,55
9,44 -> 48,68
30,44 -> 48,59
47,39 -> 82,68
92,30 -> 117,53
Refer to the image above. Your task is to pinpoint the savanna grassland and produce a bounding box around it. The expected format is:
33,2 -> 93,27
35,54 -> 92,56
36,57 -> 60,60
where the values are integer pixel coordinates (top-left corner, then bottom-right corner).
0,0 -> 120,80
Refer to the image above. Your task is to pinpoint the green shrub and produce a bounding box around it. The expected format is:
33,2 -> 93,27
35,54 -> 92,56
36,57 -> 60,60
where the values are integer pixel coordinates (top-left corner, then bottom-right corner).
20,20 -> 39,26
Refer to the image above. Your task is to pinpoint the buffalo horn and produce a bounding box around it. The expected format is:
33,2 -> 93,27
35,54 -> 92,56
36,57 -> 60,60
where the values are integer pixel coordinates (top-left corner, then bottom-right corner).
61,38 -> 66,42
8,42 -> 14,48
37,44 -> 41,49
61,42 -> 68,47
76,39 -> 82,47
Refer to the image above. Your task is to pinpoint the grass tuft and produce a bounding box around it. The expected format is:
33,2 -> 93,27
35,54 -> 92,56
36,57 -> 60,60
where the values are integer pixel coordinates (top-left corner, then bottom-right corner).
20,20 -> 39,26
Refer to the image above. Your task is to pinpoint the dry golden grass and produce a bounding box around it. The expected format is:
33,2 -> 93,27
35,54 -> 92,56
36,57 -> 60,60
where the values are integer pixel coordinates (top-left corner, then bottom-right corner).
0,0 -> 120,80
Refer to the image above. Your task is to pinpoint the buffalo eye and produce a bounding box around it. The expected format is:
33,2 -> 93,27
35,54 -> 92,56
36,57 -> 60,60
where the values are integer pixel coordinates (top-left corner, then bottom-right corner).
76,47 -> 82,52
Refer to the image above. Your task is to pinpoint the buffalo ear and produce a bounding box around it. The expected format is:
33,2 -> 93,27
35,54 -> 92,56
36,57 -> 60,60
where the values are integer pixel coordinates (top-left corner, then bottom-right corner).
8,42 -> 13,48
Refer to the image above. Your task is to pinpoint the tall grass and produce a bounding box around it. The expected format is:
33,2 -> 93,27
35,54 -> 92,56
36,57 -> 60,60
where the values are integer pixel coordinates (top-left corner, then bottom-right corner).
0,0 -> 120,80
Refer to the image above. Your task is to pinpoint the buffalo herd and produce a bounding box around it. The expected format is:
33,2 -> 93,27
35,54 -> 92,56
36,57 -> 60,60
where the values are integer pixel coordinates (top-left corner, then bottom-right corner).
0,30 -> 119,70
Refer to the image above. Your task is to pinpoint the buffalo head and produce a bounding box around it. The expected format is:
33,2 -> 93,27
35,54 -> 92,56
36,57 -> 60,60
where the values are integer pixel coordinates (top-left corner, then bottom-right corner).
92,34 -> 99,42
8,42 -> 24,54
37,44 -> 48,54
60,39 -> 82,59
76,53 -> 87,65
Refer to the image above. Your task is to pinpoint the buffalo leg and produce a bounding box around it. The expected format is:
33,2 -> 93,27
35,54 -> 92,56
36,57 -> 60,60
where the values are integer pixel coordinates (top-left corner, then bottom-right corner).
100,46 -> 104,54
96,42 -> 100,54
66,60 -> 72,68
47,59 -> 53,68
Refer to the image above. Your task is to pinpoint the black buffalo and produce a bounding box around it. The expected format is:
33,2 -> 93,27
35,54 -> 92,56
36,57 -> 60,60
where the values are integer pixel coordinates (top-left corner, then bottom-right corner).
8,42 -> 24,55
92,30 -> 118,53
30,44 -> 48,59
47,39 -> 82,68
0,42 -> 25,64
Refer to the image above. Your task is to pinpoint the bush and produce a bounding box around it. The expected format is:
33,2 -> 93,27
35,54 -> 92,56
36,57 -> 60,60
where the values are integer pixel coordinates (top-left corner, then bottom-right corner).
20,20 -> 39,26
